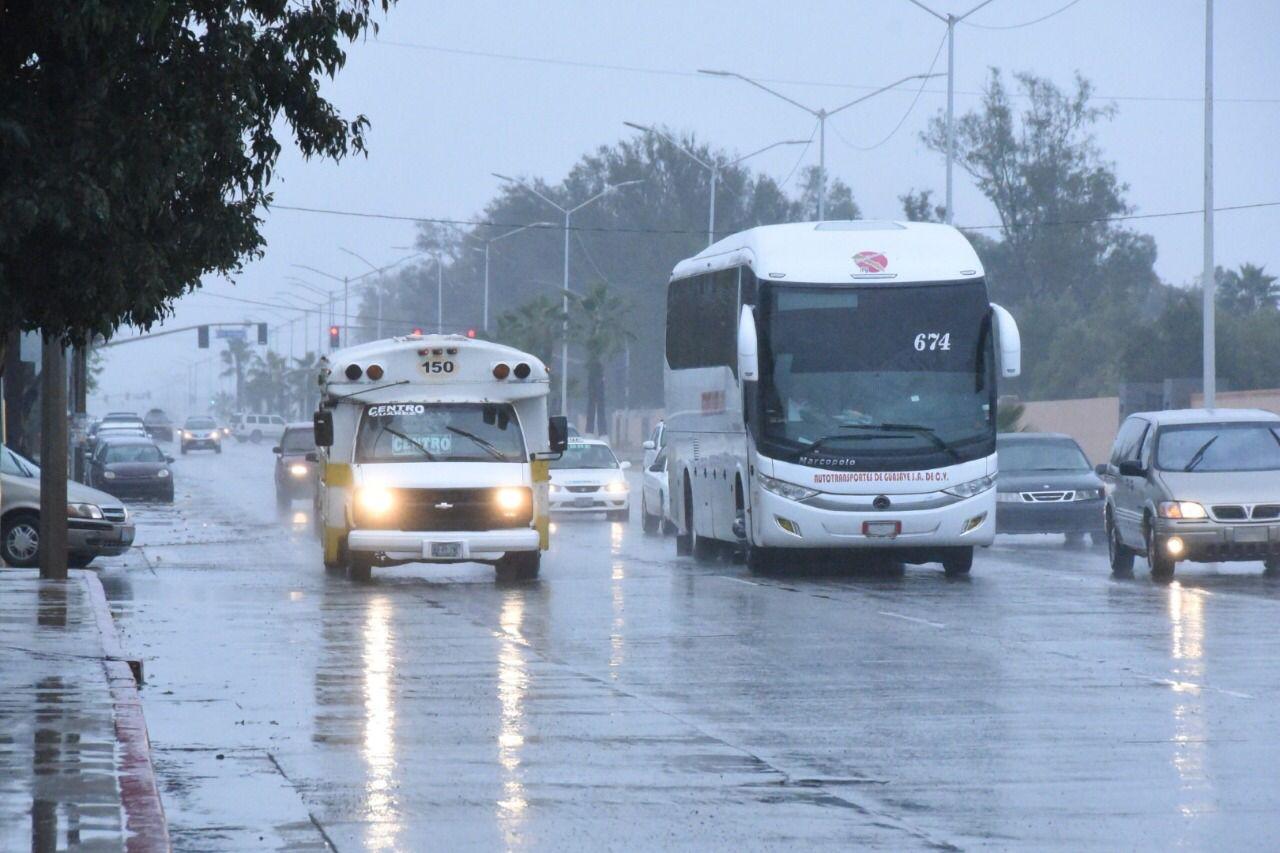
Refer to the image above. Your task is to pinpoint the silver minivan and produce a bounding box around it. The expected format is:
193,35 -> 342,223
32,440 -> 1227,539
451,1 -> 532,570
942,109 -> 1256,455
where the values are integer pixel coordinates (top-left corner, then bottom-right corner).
1099,408 -> 1280,579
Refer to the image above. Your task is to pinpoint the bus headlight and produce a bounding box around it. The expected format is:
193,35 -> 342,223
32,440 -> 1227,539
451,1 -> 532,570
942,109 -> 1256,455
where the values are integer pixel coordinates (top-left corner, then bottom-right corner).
759,475 -> 818,502
356,486 -> 395,515
943,474 -> 996,499
495,487 -> 529,511
604,480 -> 628,494
289,463 -> 309,477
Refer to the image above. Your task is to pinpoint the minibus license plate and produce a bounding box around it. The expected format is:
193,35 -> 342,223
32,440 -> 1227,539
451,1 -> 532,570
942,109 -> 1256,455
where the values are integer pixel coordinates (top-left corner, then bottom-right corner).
429,542 -> 463,558
863,521 -> 901,539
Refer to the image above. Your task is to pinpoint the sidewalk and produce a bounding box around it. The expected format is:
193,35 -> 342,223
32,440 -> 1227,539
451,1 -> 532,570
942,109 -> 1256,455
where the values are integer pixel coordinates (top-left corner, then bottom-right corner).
0,569 -> 169,852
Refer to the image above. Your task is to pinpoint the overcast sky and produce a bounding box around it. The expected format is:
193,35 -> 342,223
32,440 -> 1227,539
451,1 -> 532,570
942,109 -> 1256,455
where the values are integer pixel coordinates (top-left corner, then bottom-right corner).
93,0 -> 1280,412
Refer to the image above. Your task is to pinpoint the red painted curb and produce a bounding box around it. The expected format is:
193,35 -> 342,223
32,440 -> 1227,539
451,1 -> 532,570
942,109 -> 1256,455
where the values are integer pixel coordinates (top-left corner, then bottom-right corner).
75,570 -> 172,852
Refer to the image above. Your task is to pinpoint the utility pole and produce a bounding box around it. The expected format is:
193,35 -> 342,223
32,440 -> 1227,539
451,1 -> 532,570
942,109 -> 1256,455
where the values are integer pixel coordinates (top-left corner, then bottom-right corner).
38,336 -> 67,580
1202,0 -> 1216,409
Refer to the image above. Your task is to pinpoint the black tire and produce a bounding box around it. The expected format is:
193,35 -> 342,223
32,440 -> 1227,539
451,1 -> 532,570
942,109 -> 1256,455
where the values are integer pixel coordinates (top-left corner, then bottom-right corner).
68,553 -> 95,568
214,444 -> 222,454
1,511 -> 41,568
691,523 -> 716,562
496,551 -> 540,582
250,430 -> 262,444
942,547 -> 974,577
662,518 -> 676,536
608,508 -> 629,523
676,486 -> 693,555
348,552 -> 373,582
1108,516 -> 1135,574
641,498 -> 659,534
1146,530 -> 1175,582
163,487 -> 174,504
745,541 -> 778,574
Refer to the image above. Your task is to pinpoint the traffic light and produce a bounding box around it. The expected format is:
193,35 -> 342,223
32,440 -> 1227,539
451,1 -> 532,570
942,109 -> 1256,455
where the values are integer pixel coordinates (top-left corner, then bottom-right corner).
411,327 -> 423,336
197,325 -> 209,348
466,328 -> 477,339
329,325 -> 340,349
257,323 -> 268,345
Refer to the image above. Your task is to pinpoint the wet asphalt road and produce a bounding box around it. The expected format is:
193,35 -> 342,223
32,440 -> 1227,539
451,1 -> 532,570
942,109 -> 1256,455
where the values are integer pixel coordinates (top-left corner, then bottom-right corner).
92,441 -> 1280,851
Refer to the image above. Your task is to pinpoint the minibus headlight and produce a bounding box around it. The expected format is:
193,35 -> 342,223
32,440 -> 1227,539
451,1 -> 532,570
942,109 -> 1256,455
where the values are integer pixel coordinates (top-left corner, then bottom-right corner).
495,487 -> 529,511
357,486 -> 395,515
1158,501 -> 1207,519
943,474 -> 996,499
759,475 -> 818,502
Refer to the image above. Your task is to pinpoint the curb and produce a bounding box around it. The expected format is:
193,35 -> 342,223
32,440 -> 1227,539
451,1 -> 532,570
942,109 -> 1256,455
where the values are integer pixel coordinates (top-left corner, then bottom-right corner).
75,570 -> 172,853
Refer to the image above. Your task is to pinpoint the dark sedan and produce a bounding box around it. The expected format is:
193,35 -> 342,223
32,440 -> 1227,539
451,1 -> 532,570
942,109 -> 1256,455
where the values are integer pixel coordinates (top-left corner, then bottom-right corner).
90,437 -> 175,502
996,433 -> 1105,545
273,422 -> 317,510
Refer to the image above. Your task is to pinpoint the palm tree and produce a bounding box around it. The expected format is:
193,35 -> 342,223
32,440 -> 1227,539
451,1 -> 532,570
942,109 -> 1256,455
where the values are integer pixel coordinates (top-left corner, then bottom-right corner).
495,295 -> 567,413
566,282 -> 633,435
246,350 -> 292,415
288,352 -> 320,418
1218,262 -> 1278,313
219,336 -> 253,409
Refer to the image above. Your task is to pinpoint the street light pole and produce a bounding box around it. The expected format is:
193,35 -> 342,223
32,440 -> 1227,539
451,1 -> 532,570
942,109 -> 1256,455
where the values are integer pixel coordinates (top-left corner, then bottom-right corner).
1203,0 -> 1215,408
698,69 -> 942,221
905,0 -> 998,223
492,174 -> 643,413
624,123 -> 807,246
456,222 -> 554,332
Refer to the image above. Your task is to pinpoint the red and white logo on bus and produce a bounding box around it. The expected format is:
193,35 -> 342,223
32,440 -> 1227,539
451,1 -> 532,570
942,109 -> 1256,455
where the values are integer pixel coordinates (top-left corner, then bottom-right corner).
854,251 -> 888,273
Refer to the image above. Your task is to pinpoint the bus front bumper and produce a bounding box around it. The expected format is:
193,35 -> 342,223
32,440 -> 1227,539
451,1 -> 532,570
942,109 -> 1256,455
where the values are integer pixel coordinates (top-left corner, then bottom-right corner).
753,487 -> 994,549
347,527 -> 540,562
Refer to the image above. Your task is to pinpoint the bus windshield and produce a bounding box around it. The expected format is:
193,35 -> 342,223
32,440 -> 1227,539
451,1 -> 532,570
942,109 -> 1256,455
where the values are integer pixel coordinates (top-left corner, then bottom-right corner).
355,403 -> 526,463
756,280 -> 995,470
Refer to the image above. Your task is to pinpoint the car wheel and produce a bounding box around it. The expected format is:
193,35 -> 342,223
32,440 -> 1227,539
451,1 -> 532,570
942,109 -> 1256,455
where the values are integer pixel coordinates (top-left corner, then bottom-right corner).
942,546 -> 974,577
1146,530 -> 1175,582
496,551 -> 540,582
675,486 -> 693,556
1,512 -> 41,567
1265,557 -> 1280,575
250,430 -> 262,444
163,487 -> 174,504
1108,516 -> 1135,575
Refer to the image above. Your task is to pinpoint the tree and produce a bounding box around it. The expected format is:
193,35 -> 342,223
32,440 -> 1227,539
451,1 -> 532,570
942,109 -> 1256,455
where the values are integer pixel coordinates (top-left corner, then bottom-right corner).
494,296 -> 566,411
246,350 -> 292,416
923,71 -> 1161,400
219,338 -> 253,410
1217,263 -> 1278,314
565,283 -> 634,435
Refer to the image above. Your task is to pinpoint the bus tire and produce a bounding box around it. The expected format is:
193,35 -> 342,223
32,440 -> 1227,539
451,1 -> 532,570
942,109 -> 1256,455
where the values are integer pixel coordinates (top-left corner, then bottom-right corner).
745,542 -> 777,575
691,523 -> 716,562
496,551 -> 540,582
676,481 -> 693,555
942,547 -> 973,577
348,553 -> 373,582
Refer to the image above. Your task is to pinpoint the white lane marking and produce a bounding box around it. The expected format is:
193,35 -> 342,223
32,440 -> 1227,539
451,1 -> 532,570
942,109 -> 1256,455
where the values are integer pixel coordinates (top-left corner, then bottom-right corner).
877,611 -> 946,629
717,576 -> 761,587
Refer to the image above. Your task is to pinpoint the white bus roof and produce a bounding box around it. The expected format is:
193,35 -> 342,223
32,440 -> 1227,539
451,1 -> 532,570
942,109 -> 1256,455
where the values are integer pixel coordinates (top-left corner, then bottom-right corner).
321,334 -> 550,404
670,220 -> 984,285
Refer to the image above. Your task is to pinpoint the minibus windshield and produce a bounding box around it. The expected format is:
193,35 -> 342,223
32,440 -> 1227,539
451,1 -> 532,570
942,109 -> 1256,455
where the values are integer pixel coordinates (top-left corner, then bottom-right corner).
355,403 -> 526,463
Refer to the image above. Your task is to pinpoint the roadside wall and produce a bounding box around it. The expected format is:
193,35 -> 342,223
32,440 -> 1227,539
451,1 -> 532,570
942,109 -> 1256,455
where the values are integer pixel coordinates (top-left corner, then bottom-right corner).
1191,388 -> 1280,415
1017,397 -> 1120,464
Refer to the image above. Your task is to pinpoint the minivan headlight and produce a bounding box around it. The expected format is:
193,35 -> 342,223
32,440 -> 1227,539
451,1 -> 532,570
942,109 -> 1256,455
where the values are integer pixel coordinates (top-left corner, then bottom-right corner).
944,474 -> 997,499
759,475 -> 818,502
1158,501 -> 1207,519
67,503 -> 104,520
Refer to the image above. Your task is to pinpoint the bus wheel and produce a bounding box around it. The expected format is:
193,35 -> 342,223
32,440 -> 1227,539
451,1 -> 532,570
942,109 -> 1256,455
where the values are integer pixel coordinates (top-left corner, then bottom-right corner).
675,484 -> 693,555
496,551 -> 540,582
348,553 -> 373,582
745,542 -> 777,575
942,547 -> 973,577
691,523 -> 716,562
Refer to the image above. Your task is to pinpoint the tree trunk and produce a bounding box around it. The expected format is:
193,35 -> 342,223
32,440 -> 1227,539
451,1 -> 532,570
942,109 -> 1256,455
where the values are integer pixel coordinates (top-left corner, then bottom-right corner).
586,360 -> 605,435
39,336 -> 68,580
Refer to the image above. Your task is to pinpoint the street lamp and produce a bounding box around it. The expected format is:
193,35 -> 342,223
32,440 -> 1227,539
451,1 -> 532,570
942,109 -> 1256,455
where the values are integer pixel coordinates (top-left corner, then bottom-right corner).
271,295 -> 325,353
338,248 -> 426,339
698,69 -> 942,221
491,174 -> 644,412
624,122 -> 807,245
1202,0 -> 1216,408
904,0 -> 999,224
455,222 -> 556,332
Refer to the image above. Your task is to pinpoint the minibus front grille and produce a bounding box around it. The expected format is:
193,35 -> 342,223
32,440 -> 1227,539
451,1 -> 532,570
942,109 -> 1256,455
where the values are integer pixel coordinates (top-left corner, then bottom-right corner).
357,487 -> 532,531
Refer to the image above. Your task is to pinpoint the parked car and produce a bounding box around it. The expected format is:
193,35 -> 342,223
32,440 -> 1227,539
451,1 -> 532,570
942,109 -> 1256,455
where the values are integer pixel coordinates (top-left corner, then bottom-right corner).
641,419 -> 666,471
1100,408 -> 1280,580
231,412 -> 287,444
89,437 -> 175,502
143,408 -> 174,442
995,433 -> 1105,545
273,422 -> 317,510
641,446 -> 675,535
2,445 -> 134,568
180,415 -> 223,454
548,438 -> 631,520
87,420 -> 148,453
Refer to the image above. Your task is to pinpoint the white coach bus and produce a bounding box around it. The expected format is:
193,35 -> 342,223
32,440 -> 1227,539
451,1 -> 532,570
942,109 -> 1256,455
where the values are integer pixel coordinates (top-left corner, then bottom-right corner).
664,221 -> 1021,575
312,334 -> 568,582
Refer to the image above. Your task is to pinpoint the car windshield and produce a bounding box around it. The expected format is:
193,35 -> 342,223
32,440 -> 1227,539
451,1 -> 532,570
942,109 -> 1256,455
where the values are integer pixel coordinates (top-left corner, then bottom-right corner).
2,447 -> 37,477
355,402 -> 526,463
998,439 -> 1090,471
281,429 -> 314,453
550,443 -> 619,470
757,280 -> 995,470
185,417 -> 217,428
103,444 -> 164,464
1155,422 -> 1280,472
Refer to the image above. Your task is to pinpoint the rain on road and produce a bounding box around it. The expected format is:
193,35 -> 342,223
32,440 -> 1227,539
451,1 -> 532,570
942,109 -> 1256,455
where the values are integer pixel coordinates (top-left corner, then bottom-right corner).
92,441 -> 1280,850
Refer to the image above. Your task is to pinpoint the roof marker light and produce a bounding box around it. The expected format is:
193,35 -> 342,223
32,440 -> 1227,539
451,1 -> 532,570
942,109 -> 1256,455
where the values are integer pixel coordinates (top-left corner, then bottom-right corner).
366,363 -> 384,381
513,362 -> 531,380
344,364 -> 363,381
493,363 -> 511,380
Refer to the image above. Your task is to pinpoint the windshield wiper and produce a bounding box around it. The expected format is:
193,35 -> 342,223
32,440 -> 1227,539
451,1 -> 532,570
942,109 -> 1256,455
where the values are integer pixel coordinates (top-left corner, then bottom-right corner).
838,422 -> 962,462
1183,435 -> 1218,472
381,427 -> 438,461
446,425 -> 508,461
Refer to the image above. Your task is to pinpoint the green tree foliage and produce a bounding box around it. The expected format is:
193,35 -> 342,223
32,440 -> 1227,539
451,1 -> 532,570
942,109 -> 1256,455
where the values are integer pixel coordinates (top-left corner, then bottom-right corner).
1217,263 -> 1278,314
565,283 -> 634,434
0,0 -> 392,343
219,337 -> 253,410
922,71 -> 1161,400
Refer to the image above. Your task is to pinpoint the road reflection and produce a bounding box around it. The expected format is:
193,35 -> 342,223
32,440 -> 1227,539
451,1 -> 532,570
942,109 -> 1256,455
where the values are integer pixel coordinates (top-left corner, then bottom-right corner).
496,593 -> 528,844
362,594 -> 400,850
1166,582 -> 1210,818
610,522 -> 626,678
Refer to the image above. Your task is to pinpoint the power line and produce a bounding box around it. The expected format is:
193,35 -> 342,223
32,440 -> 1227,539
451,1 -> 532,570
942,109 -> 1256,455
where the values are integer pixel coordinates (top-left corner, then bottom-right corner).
777,119 -> 820,190
962,200 -> 1280,231
961,0 -> 1086,30
832,31 -> 948,152
373,37 -> 1280,106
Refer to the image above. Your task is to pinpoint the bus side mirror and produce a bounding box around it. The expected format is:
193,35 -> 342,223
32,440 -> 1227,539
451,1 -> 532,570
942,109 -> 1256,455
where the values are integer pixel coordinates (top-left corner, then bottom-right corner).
737,305 -> 758,382
313,410 -> 334,448
548,416 -> 569,454
990,303 -> 1021,379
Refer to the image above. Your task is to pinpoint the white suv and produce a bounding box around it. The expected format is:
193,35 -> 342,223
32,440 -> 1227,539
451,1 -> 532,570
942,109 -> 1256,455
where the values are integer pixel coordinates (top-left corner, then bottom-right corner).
231,413 -> 287,444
